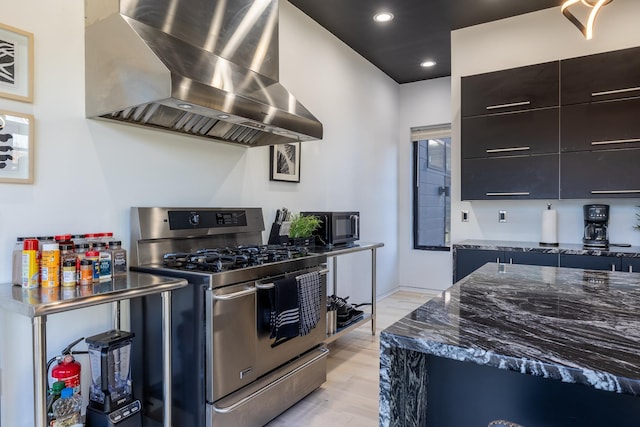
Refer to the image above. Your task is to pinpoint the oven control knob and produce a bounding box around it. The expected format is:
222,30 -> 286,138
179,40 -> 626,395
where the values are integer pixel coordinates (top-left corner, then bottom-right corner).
189,212 -> 200,226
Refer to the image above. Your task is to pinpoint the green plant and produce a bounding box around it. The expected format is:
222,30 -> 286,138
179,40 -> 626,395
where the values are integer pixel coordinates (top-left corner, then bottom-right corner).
288,214 -> 322,239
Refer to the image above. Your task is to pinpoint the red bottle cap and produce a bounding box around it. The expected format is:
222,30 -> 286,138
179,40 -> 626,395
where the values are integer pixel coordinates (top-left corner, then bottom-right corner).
23,239 -> 39,251
54,234 -> 72,242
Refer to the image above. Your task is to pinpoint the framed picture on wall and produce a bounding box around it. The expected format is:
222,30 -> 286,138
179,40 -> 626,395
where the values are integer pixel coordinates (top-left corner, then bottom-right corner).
0,109 -> 34,184
0,23 -> 34,102
270,142 -> 301,183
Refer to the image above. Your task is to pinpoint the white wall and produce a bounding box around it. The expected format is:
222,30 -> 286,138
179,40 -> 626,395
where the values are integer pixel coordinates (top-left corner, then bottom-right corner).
451,0 -> 640,246
397,77 -> 453,292
0,1 -> 399,424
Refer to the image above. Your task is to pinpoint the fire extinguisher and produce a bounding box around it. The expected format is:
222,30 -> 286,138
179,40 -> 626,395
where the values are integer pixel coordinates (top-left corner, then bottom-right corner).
47,337 -> 87,395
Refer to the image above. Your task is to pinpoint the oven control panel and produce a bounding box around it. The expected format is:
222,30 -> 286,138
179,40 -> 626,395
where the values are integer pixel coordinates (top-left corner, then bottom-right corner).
168,210 -> 248,230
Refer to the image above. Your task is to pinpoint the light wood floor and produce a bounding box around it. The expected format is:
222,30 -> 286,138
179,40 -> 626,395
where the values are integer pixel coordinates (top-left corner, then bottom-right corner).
265,290 -> 439,427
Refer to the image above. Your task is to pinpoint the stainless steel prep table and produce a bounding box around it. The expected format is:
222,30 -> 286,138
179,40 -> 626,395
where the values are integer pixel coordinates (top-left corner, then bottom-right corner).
311,242 -> 384,342
0,272 -> 188,427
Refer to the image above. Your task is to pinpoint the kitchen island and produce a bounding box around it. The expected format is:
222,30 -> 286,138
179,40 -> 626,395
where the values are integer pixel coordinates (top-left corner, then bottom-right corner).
380,263 -> 640,427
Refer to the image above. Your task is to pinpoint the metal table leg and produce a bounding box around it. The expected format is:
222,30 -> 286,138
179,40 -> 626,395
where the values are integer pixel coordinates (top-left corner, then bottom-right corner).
161,291 -> 172,427
32,316 -> 47,427
371,248 -> 377,336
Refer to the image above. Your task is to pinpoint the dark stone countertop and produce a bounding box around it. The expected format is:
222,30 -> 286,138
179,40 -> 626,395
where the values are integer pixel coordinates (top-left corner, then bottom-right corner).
381,263 -> 640,396
454,239 -> 640,257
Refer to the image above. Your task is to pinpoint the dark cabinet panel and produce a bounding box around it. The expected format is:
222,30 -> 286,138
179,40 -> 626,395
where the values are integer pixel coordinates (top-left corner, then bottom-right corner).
507,251 -> 558,267
454,249 -> 503,282
462,61 -> 559,117
621,257 -> 640,273
559,254 -> 619,271
561,46 -> 640,105
462,108 -> 559,159
561,98 -> 640,153
560,150 -> 640,199
461,155 -> 559,200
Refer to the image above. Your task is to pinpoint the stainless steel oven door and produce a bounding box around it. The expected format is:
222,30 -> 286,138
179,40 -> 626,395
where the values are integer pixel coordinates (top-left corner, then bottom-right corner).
254,266 -> 328,376
206,282 -> 257,402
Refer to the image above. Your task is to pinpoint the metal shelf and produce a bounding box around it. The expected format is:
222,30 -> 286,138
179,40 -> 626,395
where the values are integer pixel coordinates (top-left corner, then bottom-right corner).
324,313 -> 372,344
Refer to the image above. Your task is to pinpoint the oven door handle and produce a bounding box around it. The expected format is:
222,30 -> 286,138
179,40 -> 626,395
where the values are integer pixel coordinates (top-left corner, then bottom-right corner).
256,268 -> 330,290
212,287 -> 256,300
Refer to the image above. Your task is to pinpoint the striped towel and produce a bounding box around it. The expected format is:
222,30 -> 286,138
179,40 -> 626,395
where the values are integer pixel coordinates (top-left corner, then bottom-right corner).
297,271 -> 321,336
269,277 -> 300,343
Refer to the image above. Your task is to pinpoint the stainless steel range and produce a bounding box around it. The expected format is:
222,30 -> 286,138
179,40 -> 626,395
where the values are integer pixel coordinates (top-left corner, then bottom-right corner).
129,207 -> 329,427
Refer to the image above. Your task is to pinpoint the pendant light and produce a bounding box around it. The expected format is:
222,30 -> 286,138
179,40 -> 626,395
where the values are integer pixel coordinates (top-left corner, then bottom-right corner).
561,0 -> 614,40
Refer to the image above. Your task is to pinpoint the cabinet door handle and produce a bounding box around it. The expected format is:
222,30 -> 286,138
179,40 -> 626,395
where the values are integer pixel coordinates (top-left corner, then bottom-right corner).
486,146 -> 530,154
591,190 -> 640,195
485,101 -> 531,110
612,264 -> 616,272
630,266 -> 634,273
591,138 -> 640,146
485,192 -> 530,196
592,86 -> 640,98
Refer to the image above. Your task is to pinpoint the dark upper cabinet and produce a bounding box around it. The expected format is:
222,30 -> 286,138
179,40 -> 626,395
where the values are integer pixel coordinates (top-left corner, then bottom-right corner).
560,150 -> 640,199
561,46 -> 640,106
561,98 -> 640,153
462,61 -> 559,117
462,108 -> 559,159
462,155 -> 559,200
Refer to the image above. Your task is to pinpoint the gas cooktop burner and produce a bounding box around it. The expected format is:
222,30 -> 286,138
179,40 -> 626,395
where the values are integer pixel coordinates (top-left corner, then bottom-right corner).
162,245 -> 310,272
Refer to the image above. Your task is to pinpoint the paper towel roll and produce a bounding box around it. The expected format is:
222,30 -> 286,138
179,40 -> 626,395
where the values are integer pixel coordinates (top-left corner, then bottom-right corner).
540,206 -> 558,245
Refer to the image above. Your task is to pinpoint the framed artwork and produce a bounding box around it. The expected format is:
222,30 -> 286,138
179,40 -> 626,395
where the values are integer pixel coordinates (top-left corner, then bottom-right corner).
0,23 -> 34,102
0,109 -> 34,183
270,142 -> 301,183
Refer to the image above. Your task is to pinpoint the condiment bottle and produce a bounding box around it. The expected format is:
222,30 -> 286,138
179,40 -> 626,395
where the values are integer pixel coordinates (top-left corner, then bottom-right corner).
59,242 -> 76,286
94,242 -> 112,280
46,380 -> 67,426
110,240 -> 127,277
62,259 -> 77,287
74,243 -> 89,283
13,237 -> 35,285
40,242 -> 60,288
21,239 -> 39,288
79,259 -> 93,285
85,250 -> 100,282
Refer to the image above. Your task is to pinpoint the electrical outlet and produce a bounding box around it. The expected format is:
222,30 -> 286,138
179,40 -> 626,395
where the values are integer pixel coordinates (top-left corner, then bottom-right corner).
461,210 -> 469,222
499,210 -> 507,223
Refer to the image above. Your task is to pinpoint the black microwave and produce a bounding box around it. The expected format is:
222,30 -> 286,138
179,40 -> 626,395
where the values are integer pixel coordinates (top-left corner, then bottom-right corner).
301,211 -> 360,247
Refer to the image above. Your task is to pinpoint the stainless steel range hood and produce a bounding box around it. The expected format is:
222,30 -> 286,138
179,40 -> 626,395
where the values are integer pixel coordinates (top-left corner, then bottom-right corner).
84,0 -> 322,147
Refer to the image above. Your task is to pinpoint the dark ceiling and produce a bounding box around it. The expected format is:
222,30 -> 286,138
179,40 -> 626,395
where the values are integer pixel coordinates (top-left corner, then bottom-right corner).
288,0 -> 564,84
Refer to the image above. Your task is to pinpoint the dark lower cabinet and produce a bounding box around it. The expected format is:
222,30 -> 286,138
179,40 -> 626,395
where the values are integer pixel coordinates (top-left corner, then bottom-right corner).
455,249 -> 559,282
560,150 -> 640,199
559,254 -> 619,271
454,249 -> 503,282
621,257 -> 640,273
508,251 -> 559,267
461,155 -> 559,200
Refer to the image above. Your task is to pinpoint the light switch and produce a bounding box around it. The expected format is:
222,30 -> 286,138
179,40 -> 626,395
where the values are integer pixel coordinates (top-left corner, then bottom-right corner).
462,210 -> 469,222
499,210 -> 507,223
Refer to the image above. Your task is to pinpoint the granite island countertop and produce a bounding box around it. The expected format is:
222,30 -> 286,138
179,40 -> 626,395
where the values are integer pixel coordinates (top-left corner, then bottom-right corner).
382,262 -> 640,393
454,239 -> 640,257
380,263 -> 640,426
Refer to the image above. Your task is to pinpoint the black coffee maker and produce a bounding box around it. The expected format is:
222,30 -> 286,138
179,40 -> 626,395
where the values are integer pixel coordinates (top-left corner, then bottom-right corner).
583,204 -> 609,248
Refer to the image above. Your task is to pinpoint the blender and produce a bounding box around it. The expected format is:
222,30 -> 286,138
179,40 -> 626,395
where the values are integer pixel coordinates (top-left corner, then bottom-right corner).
85,330 -> 142,427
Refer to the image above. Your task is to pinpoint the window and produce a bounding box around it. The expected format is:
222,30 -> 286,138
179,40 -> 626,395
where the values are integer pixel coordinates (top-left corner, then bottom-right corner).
412,125 -> 451,250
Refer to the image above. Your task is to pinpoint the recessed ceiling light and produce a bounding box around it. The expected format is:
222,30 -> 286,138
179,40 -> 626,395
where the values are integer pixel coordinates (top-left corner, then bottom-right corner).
420,60 -> 437,68
217,114 -> 230,119
373,12 -> 394,23
178,103 -> 193,109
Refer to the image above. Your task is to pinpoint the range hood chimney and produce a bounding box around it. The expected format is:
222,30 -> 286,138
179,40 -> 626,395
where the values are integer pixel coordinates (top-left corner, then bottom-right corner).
84,0 -> 322,147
